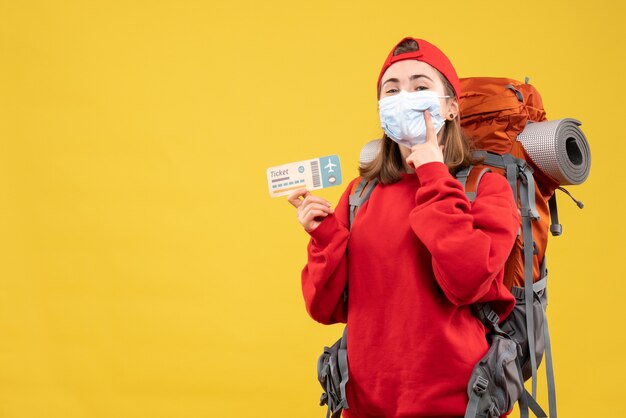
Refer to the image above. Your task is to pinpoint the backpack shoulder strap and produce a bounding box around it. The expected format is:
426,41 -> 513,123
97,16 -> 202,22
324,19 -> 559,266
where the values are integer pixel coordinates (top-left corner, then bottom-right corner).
348,177 -> 378,229
456,164 -> 493,203
481,151 -> 544,401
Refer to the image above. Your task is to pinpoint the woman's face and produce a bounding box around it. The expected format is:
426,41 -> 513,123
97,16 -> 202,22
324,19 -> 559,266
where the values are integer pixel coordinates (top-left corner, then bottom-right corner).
378,60 -> 455,117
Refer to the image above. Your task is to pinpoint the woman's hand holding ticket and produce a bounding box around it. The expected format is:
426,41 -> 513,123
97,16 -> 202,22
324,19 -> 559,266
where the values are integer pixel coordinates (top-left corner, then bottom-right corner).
288,188 -> 334,232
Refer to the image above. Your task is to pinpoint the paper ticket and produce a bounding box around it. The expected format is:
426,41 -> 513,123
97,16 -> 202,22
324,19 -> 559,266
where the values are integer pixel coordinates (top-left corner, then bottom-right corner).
266,155 -> 342,197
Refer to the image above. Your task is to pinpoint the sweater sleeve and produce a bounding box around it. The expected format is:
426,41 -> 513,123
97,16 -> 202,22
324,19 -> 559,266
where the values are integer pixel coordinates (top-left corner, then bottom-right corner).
301,178 -> 358,325
409,162 -> 519,306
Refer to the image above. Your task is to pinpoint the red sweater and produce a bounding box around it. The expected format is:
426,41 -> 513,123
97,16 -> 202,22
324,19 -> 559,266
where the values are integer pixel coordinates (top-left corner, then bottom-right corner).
302,162 -> 519,418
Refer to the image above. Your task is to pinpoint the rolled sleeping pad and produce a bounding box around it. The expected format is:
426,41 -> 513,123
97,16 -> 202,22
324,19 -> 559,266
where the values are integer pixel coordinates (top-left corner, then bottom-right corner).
359,119 -> 591,186
516,118 -> 591,185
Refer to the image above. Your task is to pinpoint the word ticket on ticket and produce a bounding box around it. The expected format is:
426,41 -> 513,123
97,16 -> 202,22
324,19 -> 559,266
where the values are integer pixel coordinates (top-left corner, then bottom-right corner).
266,155 -> 342,197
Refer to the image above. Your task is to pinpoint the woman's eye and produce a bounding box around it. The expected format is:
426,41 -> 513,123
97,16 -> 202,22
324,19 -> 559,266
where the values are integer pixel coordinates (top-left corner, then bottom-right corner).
385,88 -> 399,94
414,86 -> 428,91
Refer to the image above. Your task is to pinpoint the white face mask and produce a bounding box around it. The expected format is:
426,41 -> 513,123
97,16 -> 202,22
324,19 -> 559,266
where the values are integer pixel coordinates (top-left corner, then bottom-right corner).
378,90 -> 449,148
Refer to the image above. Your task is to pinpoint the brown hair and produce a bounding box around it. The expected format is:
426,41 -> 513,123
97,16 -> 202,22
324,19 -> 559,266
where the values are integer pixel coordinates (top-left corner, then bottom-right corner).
360,39 -> 480,184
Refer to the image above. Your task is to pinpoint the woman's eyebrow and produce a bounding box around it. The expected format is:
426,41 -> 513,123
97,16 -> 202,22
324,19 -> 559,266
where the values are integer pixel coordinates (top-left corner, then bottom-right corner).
382,74 -> 434,87
381,78 -> 400,87
409,74 -> 433,82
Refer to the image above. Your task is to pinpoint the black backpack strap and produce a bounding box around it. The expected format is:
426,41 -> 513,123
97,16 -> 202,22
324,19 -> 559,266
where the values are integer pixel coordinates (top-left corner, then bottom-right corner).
472,303 -> 506,337
464,375 -> 489,418
468,167 -> 492,202
503,154 -> 520,203
337,326 -> 349,411
456,163 -> 492,203
520,389 -> 549,418
467,151 -> 558,418
517,159 -> 540,399
317,326 -> 350,418
472,151 -> 520,204
549,186 -> 585,237
456,165 -> 472,190
322,178 -> 378,417
537,257 -> 558,418
548,194 -> 562,236
348,178 -> 378,229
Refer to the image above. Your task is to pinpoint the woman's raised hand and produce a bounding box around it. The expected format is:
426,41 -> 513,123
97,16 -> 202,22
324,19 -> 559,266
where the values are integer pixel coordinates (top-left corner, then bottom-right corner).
405,110 -> 445,170
287,188 -> 334,232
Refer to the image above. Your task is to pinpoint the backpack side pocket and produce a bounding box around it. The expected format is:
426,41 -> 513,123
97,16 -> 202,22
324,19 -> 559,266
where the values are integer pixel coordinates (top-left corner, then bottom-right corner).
317,327 -> 349,418
501,284 -> 547,381
465,335 -> 524,418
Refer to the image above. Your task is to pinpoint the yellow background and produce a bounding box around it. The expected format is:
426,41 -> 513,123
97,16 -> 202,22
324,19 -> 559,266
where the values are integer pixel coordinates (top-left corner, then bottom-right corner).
1,0 -> 624,417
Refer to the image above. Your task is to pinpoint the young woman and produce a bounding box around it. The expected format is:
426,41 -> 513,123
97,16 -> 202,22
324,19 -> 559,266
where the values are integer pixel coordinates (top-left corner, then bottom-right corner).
288,37 -> 519,418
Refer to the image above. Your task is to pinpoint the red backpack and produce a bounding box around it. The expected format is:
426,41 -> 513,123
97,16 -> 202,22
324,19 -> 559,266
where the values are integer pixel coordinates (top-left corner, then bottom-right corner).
458,77 -> 588,418
459,77 -> 559,289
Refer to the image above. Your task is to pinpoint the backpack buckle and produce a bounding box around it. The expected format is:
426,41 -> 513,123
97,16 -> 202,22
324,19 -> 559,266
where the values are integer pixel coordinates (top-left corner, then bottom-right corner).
486,310 -> 500,327
472,376 -> 489,395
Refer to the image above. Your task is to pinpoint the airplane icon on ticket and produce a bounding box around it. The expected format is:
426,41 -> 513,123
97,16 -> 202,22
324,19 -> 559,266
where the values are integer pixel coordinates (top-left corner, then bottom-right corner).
324,159 -> 337,173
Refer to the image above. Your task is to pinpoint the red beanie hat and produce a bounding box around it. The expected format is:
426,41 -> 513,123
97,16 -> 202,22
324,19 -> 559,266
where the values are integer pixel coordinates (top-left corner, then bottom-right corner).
377,37 -> 460,99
